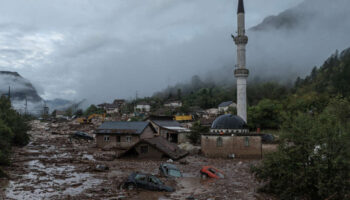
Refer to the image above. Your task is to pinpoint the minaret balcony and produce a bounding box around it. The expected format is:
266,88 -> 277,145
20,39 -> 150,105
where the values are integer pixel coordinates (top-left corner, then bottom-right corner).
234,68 -> 249,77
233,35 -> 248,45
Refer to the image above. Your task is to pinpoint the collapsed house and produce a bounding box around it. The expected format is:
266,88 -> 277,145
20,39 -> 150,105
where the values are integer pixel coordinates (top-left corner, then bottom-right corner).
147,116 -> 191,144
201,114 -> 262,159
95,121 -> 156,149
119,136 -> 188,160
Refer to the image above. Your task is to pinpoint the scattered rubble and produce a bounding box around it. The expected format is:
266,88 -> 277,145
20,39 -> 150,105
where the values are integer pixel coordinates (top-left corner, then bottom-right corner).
178,142 -> 201,155
0,120 -> 275,200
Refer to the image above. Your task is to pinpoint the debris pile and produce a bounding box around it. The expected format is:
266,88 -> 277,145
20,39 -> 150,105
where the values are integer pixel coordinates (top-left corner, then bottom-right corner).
1,120 -> 275,200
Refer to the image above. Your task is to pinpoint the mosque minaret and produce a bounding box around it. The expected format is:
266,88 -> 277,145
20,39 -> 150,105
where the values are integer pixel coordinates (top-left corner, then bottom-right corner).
232,0 -> 249,123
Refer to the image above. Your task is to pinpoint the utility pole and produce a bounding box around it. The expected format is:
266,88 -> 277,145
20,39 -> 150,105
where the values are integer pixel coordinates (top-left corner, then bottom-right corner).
25,96 -> 28,115
8,86 -> 11,99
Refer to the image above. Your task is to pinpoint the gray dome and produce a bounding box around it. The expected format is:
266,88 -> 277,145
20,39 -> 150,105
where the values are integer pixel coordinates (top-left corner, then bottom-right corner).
211,114 -> 247,130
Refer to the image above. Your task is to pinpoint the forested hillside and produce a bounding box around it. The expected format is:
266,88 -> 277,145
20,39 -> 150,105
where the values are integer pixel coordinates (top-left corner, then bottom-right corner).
252,48 -> 350,200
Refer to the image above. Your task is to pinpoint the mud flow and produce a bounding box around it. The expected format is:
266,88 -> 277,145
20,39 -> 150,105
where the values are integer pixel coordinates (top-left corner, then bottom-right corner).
0,120 -> 274,200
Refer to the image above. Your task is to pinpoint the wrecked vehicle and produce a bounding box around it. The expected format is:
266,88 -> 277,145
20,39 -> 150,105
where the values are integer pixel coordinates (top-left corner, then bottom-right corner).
95,164 -> 109,172
200,166 -> 225,179
121,172 -> 175,192
159,163 -> 182,178
70,131 -> 94,140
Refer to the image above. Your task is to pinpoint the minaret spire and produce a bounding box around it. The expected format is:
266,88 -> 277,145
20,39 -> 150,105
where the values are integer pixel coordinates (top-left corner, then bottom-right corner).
237,0 -> 245,14
233,0 -> 249,123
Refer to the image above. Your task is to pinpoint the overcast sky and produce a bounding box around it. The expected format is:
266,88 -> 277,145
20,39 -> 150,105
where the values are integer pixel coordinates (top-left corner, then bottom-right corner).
0,0 -> 317,103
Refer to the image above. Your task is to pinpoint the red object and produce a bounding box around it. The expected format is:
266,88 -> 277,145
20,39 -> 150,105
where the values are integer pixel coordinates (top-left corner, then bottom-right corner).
200,166 -> 225,179
257,128 -> 261,133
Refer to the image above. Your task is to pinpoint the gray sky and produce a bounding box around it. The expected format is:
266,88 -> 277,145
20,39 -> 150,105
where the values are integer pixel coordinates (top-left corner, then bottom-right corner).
0,0 -> 331,104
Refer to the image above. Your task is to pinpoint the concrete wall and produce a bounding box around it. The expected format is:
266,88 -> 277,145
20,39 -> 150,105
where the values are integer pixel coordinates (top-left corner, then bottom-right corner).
140,126 -> 155,139
201,135 -> 262,159
96,135 -> 140,149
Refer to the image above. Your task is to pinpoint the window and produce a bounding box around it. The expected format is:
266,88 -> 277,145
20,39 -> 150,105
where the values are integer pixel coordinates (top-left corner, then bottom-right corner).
126,136 -> 132,143
140,145 -> 148,154
216,137 -> 223,147
244,136 -> 250,147
117,136 -> 121,142
104,136 -> 110,142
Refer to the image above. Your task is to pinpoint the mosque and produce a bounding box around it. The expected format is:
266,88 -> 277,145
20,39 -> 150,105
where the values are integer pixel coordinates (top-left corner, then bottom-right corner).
201,0 -> 262,159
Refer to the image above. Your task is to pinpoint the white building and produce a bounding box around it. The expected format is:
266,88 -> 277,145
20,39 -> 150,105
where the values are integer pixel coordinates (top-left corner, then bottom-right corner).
135,102 -> 151,112
164,100 -> 182,108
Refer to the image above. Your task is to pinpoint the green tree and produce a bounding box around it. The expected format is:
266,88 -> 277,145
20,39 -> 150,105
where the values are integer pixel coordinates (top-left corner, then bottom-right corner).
252,100 -> 350,200
84,104 -> 105,116
248,99 -> 282,130
0,96 -> 30,177
188,121 -> 209,144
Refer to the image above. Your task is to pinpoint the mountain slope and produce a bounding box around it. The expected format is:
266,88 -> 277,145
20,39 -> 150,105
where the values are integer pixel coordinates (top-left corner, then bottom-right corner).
0,71 -> 42,102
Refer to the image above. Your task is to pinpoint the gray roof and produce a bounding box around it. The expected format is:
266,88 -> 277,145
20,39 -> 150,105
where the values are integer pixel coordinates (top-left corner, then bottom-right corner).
152,120 -> 182,128
218,101 -> 234,107
96,121 -> 150,135
211,114 -> 247,130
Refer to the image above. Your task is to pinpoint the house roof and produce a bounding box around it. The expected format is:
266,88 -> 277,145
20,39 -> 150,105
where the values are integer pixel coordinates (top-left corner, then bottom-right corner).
96,121 -> 151,135
218,101 -> 235,107
120,136 -> 188,160
151,120 -> 190,132
152,120 -> 181,127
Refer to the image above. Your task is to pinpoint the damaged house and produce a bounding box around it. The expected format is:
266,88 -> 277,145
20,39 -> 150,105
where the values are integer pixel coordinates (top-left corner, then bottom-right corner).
95,121 -> 156,150
148,116 -> 191,144
119,136 -> 188,160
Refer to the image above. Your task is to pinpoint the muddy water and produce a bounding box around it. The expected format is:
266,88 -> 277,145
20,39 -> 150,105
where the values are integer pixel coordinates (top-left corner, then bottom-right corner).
2,121 -> 274,200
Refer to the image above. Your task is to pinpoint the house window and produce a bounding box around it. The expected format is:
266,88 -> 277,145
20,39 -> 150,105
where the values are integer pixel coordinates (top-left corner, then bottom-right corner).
245,136 -> 250,147
216,137 -> 223,147
104,136 -> 110,142
140,145 -> 148,154
117,136 -> 121,142
126,136 -> 132,143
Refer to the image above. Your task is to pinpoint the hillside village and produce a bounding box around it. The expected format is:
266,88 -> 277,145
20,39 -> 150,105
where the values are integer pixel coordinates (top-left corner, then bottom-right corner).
1,0 -> 350,200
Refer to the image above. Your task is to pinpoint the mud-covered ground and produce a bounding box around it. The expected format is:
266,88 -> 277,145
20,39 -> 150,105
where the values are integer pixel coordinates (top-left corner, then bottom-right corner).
0,120 -> 275,200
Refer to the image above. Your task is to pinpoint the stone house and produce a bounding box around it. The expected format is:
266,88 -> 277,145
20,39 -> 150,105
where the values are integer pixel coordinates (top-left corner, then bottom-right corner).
95,121 -> 156,150
119,136 -> 188,160
148,116 -> 190,144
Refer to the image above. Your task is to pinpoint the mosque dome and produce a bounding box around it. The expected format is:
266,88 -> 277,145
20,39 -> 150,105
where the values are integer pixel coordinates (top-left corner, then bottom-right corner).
211,114 -> 248,133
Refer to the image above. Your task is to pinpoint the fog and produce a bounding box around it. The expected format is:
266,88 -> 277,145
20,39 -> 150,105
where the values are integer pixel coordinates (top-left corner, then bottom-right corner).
0,0 -> 349,104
